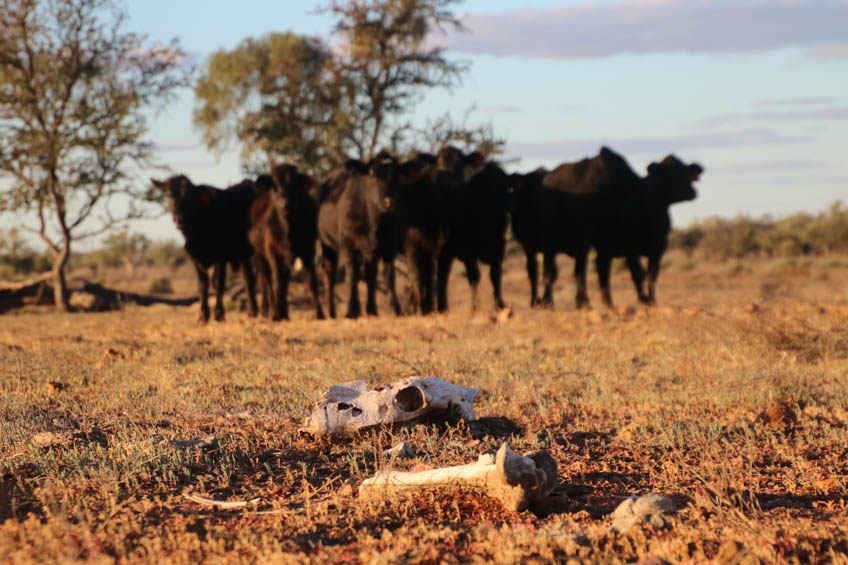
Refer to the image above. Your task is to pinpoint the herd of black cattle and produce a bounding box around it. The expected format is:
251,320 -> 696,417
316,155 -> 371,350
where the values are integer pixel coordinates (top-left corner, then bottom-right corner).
152,146 -> 704,322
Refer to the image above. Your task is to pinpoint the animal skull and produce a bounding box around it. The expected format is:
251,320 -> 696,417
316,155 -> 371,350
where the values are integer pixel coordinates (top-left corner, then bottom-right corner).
302,377 -> 478,435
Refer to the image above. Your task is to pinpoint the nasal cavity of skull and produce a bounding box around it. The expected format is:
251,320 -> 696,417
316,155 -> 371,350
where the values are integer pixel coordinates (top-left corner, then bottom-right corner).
395,386 -> 425,412
336,402 -> 363,417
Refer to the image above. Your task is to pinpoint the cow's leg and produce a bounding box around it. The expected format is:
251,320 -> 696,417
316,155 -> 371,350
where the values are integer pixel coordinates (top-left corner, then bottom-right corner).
625,255 -> 648,304
321,246 -> 338,319
465,259 -> 481,312
418,249 -> 435,315
540,253 -> 557,307
303,254 -> 325,320
242,258 -> 259,318
489,258 -> 506,311
574,252 -> 590,309
645,254 -> 661,305
437,253 -> 453,313
194,260 -> 211,323
595,253 -> 614,308
346,253 -> 362,319
525,250 -> 539,307
255,256 -> 272,318
213,262 -> 227,322
365,257 -> 379,316
402,250 -> 419,315
386,259 -> 403,316
269,254 -> 291,321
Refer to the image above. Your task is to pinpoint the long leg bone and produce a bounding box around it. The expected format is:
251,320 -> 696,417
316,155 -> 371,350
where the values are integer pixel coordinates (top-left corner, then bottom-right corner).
359,443 -> 557,512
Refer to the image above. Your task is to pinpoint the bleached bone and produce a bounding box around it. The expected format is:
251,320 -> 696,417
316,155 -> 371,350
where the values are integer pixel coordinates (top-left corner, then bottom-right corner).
302,377 -> 478,435
359,443 -> 557,512
184,494 -> 261,509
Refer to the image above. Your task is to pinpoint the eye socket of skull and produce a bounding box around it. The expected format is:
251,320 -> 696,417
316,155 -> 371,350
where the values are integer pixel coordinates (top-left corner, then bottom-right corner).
336,402 -> 363,417
395,386 -> 425,412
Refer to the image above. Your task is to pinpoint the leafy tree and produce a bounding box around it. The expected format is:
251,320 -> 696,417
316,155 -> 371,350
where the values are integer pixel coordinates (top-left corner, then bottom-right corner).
324,0 -> 467,159
0,0 -> 189,310
193,32 -> 339,176
193,0 -> 487,176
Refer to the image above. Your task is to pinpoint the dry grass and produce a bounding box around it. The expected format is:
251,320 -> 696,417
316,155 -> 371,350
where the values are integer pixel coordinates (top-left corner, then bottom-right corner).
2,251 -> 848,563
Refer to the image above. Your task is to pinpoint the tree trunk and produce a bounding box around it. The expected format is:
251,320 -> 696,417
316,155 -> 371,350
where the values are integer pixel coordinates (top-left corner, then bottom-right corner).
52,240 -> 71,312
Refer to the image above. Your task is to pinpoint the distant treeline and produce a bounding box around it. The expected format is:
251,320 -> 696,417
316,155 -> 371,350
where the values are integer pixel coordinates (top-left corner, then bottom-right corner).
0,229 -> 187,280
668,201 -> 848,259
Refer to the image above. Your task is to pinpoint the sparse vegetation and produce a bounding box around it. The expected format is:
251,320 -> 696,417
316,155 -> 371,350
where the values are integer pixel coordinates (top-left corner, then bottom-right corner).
670,200 -> 848,259
1,252 -> 847,562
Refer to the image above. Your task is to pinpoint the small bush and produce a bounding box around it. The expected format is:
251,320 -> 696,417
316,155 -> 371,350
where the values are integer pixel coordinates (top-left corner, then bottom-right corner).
148,276 -> 173,294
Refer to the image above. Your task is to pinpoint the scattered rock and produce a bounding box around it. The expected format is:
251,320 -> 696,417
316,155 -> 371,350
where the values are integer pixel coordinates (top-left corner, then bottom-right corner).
609,493 -> 677,534
754,400 -> 798,431
617,305 -> 635,316
684,306 -> 703,316
742,303 -> 759,314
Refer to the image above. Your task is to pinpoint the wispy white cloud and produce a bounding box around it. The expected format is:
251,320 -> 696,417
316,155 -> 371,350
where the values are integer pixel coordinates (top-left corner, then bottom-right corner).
710,160 -> 833,175
448,1 -> 848,59
753,97 -> 840,107
482,105 -> 523,113
506,129 -> 809,161
696,107 -> 848,128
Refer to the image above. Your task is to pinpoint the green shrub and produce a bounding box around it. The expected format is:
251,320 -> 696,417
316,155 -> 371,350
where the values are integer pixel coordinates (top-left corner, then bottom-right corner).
148,276 -> 173,294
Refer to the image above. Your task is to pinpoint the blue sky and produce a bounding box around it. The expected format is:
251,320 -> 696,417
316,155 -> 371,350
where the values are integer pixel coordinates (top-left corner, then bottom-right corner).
127,0 -> 848,242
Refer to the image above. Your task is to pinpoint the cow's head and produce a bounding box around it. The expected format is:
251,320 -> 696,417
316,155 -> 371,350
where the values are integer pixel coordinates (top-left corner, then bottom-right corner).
152,175 -> 207,231
366,153 -> 400,209
647,155 -> 702,204
271,163 -> 314,198
468,162 -> 514,219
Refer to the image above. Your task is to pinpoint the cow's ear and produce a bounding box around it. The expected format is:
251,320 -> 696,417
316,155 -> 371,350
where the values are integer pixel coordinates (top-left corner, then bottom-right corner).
151,178 -> 164,190
688,163 -> 703,181
647,162 -> 662,176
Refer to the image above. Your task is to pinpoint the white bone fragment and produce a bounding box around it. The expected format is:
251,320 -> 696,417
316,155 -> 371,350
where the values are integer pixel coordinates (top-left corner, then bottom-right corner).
302,377 -> 478,435
359,443 -> 557,512
184,494 -> 261,509
383,441 -> 416,459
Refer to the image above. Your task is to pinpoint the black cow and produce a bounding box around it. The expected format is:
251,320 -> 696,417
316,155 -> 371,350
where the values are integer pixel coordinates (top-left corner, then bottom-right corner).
518,146 -> 702,308
317,157 -> 402,319
436,150 -> 513,312
153,175 -> 260,322
510,167 -> 600,308
391,155 -> 447,314
248,165 -> 324,321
